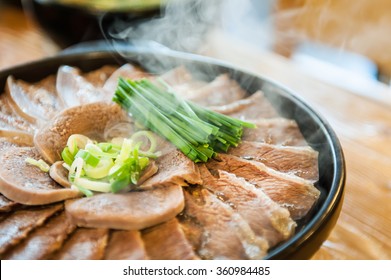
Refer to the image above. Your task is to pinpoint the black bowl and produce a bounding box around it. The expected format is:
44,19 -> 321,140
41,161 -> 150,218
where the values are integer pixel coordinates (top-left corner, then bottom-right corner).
22,0 -> 162,48
0,48 -> 346,259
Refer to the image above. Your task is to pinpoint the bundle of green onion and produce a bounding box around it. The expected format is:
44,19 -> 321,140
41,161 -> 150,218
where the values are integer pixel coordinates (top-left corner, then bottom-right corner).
113,77 -> 256,163
60,132 -> 158,196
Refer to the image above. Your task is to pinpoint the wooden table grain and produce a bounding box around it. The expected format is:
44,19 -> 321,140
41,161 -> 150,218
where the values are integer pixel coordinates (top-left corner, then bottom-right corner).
1,3 -> 390,260
0,3 -> 59,70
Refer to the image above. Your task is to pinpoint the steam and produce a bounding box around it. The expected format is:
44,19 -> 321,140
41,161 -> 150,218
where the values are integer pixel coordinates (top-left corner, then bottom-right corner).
98,0 -> 278,83
104,0 -> 224,53
99,0 -> 386,94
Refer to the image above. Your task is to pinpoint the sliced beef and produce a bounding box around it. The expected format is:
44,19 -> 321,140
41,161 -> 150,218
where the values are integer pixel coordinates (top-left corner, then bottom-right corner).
243,118 -> 308,146
181,187 -> 268,259
0,94 -> 35,133
199,165 -> 295,247
56,65 -> 109,107
159,66 -> 206,99
34,102 -> 130,163
159,66 -> 194,85
83,65 -> 118,88
0,117 -> 18,131
141,149 -> 202,189
137,161 -> 158,185
4,78 -> 35,124
0,137 -> 18,154
142,218 -> 199,260
210,91 -> 279,119
0,130 -> 33,146
104,230 -> 147,260
229,141 -> 319,181
0,147 -> 81,205
0,204 -> 62,255
0,112 -> 35,133
0,94 -> 15,116
189,74 -> 246,106
3,211 -> 76,260
49,161 -> 71,188
206,154 -> 320,220
0,139 -> 29,211
178,213 -> 203,256
154,135 -> 179,155
65,185 -> 185,230
5,75 -> 63,123
0,194 -> 19,212
52,228 -> 109,260
103,64 -> 149,96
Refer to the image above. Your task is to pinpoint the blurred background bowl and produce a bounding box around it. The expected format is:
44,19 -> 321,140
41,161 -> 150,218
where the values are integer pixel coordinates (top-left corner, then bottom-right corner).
21,0 -> 163,48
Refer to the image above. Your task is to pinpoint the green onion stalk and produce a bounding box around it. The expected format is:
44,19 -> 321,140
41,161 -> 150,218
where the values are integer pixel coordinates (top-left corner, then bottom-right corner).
113,77 -> 255,163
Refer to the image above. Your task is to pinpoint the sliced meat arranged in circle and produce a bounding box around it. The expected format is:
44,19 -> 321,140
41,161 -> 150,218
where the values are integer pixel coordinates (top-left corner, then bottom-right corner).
243,118 -> 308,146
83,65 -> 118,88
0,94 -> 36,133
0,130 -> 33,147
199,165 -> 296,247
56,66 -> 108,107
65,185 -> 185,230
140,149 -> 202,189
51,228 -> 109,260
5,75 -> 64,123
181,187 -> 268,260
206,154 -> 320,220
103,64 -> 150,96
137,161 -> 158,185
210,91 -> 279,119
104,230 -> 147,260
49,161 -> 71,188
0,204 -> 62,255
3,211 -> 76,260
0,194 -> 19,213
0,138 -> 22,212
0,62 -> 322,260
228,141 -> 319,181
188,74 -> 247,106
142,218 -> 199,260
0,137 -> 19,155
0,147 -> 81,205
158,66 -> 206,99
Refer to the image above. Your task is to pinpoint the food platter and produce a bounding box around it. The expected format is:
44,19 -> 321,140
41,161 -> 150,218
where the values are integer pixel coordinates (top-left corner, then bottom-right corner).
0,47 -> 345,259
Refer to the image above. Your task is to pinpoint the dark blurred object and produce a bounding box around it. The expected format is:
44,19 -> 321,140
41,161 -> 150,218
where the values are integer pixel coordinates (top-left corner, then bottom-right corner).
1,0 -> 23,8
21,0 -> 163,48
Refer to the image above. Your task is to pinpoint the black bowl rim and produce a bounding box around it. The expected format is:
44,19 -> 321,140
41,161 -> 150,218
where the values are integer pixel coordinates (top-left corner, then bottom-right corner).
26,0 -> 162,15
0,48 -> 346,259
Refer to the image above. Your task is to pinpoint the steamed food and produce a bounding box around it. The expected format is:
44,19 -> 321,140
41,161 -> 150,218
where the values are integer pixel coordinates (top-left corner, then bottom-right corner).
0,62 -> 320,259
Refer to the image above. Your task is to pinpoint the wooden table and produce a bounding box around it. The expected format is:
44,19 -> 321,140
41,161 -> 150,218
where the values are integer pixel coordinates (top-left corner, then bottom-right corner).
1,4 -> 391,260
0,3 -> 59,70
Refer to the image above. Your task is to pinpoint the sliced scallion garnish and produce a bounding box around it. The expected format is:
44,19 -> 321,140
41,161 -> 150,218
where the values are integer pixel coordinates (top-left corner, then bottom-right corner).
61,132 -> 158,196
75,150 -> 100,167
25,157 -> 50,172
61,147 -> 74,166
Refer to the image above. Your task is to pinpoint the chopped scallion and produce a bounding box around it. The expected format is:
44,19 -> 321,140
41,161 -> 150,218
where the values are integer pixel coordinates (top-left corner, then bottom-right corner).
61,147 -> 74,166
75,150 -> 100,167
61,132 -> 156,197
25,157 -> 50,172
